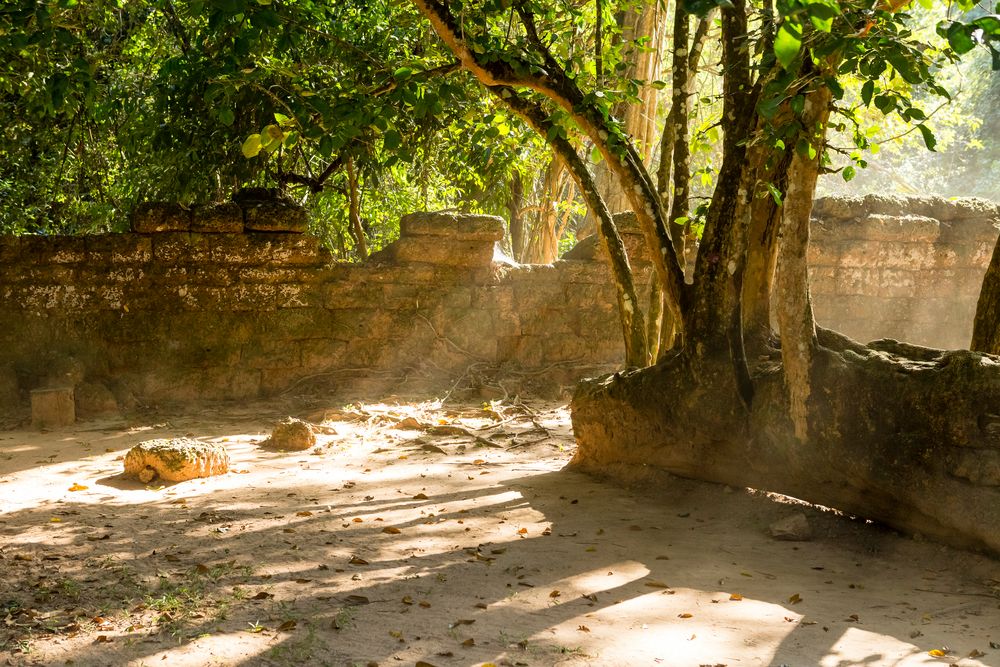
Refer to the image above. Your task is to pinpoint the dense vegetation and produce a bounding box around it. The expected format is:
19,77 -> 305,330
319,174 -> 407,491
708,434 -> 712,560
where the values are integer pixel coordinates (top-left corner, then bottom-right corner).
1,0 -> 996,261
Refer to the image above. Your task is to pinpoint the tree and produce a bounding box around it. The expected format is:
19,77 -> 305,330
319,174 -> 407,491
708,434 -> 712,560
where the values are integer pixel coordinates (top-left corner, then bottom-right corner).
409,0 -> 1000,555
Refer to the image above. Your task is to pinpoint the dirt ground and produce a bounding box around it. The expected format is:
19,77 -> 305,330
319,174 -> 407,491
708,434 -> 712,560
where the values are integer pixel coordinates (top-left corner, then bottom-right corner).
1,395 -> 998,667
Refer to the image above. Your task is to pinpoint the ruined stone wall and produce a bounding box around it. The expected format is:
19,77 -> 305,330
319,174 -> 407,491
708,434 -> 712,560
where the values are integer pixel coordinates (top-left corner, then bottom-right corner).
0,195 -> 996,411
809,195 -> 1000,349
0,208 -> 642,409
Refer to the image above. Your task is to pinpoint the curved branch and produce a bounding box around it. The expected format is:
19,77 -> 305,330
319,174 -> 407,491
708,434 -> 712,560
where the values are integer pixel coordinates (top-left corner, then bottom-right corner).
410,0 -> 687,330
496,87 -> 648,366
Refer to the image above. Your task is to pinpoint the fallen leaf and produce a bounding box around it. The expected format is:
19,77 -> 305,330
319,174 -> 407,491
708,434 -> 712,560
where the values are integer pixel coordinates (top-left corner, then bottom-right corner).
49,517 -> 62,523
968,649 -> 985,658
294,578 -> 312,584
928,649 -> 948,657
413,493 -> 429,500
549,590 -> 561,598
517,528 -> 528,535
352,517 -> 363,523
578,625 -> 590,632
382,526 -> 401,535
645,580 -> 671,589
95,635 -> 111,643
788,593 -> 802,604
729,593 -> 743,601
251,592 -> 274,600
277,620 -> 297,632
68,483 -> 88,492
845,614 -> 859,622
296,511 -> 313,517
991,641 -> 1000,650
474,603 -> 488,609
461,638 -> 475,647
678,613 -> 693,618
401,596 -> 413,605
418,601 -> 431,608
349,556 -> 369,565
389,630 -> 403,639
473,459 -> 486,465
449,619 -> 476,628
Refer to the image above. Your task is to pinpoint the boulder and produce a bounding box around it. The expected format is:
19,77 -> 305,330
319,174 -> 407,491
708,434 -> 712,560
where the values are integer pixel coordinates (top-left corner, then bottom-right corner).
263,417 -> 316,451
768,512 -> 813,541
124,438 -> 230,483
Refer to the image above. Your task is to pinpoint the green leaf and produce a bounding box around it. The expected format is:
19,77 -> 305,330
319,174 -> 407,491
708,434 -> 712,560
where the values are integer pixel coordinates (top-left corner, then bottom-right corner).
765,182 -> 783,205
774,22 -> 803,70
241,134 -> 262,158
946,22 -> 976,54
861,80 -> 875,106
842,165 -> 856,182
393,66 -> 414,81
219,108 -> 235,126
916,124 -> 937,151
383,129 -> 402,150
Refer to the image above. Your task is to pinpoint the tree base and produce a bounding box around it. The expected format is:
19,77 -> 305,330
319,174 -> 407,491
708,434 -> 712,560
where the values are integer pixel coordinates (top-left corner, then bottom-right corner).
571,329 -> 1000,556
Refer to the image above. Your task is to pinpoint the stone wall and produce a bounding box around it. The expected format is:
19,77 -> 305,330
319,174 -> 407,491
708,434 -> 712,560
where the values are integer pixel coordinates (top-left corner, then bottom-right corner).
0,207 -> 647,411
809,195 -> 999,349
0,195 -> 996,413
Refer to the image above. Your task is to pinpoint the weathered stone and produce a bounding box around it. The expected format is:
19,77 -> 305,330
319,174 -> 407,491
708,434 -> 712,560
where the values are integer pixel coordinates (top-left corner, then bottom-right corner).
46,357 -> 86,388
74,381 -> 118,418
243,202 -> 308,233
400,212 -> 504,241
191,203 -> 244,233
390,236 -> 495,267
131,203 -> 191,233
124,438 -> 230,482
263,417 -> 316,451
0,365 -> 20,411
31,387 -> 75,429
768,513 -> 813,541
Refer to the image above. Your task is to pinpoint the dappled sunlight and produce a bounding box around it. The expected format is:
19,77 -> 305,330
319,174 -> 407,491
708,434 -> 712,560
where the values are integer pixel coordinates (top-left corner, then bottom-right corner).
1,399 -> 997,666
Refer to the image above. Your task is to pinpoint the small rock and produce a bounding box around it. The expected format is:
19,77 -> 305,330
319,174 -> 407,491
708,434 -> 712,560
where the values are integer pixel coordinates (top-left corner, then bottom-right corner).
264,417 -> 316,451
769,512 -> 813,541
124,438 -> 230,482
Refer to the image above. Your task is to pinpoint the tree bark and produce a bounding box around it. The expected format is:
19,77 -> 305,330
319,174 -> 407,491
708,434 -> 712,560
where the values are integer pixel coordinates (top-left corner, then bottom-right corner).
508,170 -> 525,261
346,156 -> 368,259
774,86 -> 832,440
971,235 -> 1000,353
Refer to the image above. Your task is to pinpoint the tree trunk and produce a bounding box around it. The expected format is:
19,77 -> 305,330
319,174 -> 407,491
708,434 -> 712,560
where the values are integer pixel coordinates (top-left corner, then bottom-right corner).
571,335 -> 1000,557
508,170 -> 525,261
346,156 -> 368,259
971,234 -> 1000,353
523,159 -> 570,264
773,86 -> 831,440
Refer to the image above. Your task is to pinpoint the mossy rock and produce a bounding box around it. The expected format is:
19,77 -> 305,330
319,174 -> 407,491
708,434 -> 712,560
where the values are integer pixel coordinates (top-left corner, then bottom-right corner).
124,438 -> 230,483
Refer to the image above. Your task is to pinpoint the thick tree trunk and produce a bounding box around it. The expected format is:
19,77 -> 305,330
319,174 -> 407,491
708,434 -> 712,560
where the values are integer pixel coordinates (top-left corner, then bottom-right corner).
971,235 -> 1000,353
523,159 -> 569,264
571,336 -> 1000,556
774,87 -> 831,440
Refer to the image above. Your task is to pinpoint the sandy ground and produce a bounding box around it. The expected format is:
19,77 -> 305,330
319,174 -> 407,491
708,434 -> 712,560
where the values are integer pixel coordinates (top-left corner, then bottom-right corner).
1,396 -> 998,667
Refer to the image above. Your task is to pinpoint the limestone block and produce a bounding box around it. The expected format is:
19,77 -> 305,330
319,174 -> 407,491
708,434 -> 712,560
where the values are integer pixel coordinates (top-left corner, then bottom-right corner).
391,236 -> 495,267
400,212 -> 504,241
124,438 -> 230,482
191,203 -> 244,233
263,417 -> 316,451
243,202 -> 308,233
131,203 -> 192,233
31,387 -> 75,429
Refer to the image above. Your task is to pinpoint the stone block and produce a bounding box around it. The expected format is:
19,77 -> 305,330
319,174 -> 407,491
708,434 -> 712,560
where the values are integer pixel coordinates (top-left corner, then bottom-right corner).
31,386 -> 75,429
131,202 -> 192,233
243,201 -> 308,233
271,235 -> 322,264
153,233 -> 211,264
75,381 -> 118,418
191,202 -> 244,233
390,236 -> 495,267
400,211 -> 504,241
